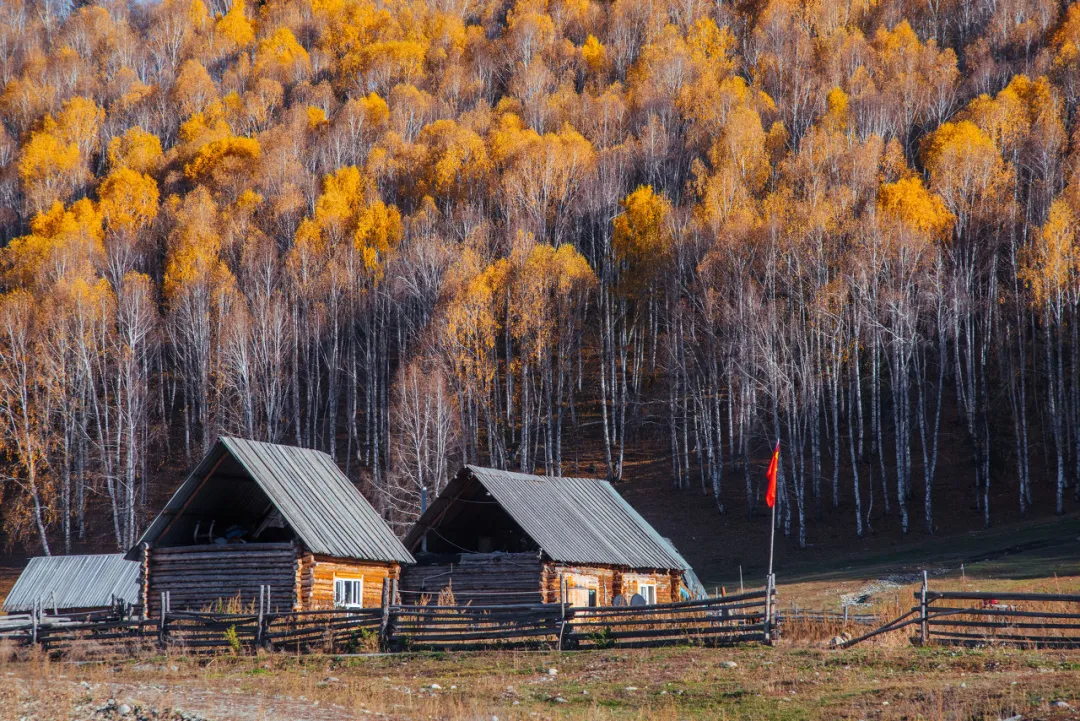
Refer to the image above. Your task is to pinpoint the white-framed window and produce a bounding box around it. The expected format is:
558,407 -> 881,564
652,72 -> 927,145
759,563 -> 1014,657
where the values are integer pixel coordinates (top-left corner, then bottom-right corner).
638,583 -> 657,605
334,577 -> 364,609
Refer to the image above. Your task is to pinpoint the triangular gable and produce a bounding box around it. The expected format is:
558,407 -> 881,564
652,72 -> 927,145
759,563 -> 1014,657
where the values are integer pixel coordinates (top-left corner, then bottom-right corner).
129,437 -> 413,564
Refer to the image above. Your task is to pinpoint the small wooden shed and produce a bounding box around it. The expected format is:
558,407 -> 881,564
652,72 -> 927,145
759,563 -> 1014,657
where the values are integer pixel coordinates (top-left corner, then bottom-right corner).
3,554 -> 141,615
128,437 -> 414,615
401,466 -> 693,607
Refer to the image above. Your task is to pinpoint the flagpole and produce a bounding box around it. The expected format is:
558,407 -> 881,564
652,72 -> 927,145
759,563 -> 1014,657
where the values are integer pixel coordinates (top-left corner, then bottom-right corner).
767,489 -> 776,580
767,437 -> 778,581
765,438 -> 778,643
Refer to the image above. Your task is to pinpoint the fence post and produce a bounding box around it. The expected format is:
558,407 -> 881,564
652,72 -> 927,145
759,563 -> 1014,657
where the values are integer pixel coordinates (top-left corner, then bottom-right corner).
763,577 -> 769,643
31,599 -> 39,647
763,574 -> 773,645
264,586 -> 273,649
256,585 -> 266,648
920,570 -> 928,645
379,582 -> 391,651
158,592 -> 168,648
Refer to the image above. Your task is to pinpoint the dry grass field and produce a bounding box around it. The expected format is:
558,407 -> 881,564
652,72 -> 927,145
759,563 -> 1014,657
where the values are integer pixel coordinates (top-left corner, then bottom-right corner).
1,638 -> 1078,721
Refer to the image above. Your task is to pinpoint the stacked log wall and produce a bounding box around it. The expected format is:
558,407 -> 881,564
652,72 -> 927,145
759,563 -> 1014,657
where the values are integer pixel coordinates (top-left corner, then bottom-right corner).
541,564 -> 682,605
619,570 -> 681,604
300,554 -> 398,609
145,543 -> 297,616
400,554 -> 543,605
541,563 -> 617,605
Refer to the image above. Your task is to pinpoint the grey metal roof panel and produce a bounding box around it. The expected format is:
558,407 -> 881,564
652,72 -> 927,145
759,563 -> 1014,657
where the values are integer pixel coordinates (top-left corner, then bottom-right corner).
409,466 -> 689,570
3,554 -> 140,612
129,437 -> 413,564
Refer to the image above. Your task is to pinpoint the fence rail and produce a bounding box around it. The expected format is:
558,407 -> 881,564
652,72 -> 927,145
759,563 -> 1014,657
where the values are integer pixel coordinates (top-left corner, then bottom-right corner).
839,573 -> 1080,649
918,587 -> 1080,649
775,609 -> 879,627
0,590 -> 776,655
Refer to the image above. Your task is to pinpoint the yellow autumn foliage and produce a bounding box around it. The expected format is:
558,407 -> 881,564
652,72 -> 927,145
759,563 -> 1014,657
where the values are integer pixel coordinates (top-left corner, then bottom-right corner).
54,97 -> 104,158
4,199 -> 105,286
184,135 -> 262,184
18,117 -> 82,211
612,185 -> 672,293
215,0 -> 255,48
1021,199 -> 1079,307
353,200 -> 403,275
173,60 -> 220,118
823,87 -> 850,134
107,127 -> 164,173
416,119 -> 491,202
878,176 -> 954,241
98,167 -> 160,232
293,164 -> 403,280
581,35 -> 606,74
253,27 -> 311,81
162,189 -> 235,306
306,105 -> 329,130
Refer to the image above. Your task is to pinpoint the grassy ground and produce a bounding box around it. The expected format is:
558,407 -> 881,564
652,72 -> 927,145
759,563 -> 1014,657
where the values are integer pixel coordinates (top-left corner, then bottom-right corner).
1,642 -> 1078,720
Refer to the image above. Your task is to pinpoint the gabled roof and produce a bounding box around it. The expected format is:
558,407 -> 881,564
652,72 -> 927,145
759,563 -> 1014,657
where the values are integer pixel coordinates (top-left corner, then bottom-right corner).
129,437 -> 414,564
3,554 -> 140,612
405,465 -> 690,570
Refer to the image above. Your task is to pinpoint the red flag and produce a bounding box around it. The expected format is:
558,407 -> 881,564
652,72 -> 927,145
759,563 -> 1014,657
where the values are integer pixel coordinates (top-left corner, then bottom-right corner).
765,440 -> 780,508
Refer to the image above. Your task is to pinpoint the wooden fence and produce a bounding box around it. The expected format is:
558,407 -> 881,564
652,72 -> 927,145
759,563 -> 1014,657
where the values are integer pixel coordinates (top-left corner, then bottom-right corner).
567,591 -> 771,649
840,573 -> 1080,649
918,588 -> 1080,649
0,589 -> 774,655
775,608 -> 879,627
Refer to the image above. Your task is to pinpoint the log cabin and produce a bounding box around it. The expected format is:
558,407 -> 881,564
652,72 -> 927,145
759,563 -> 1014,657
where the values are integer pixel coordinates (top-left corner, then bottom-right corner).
127,437 -> 414,615
400,466 -> 694,607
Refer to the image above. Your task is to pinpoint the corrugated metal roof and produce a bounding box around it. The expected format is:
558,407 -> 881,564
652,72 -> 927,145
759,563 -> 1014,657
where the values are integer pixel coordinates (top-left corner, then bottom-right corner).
130,437 -> 414,564
406,466 -> 690,570
3,554 -> 140,612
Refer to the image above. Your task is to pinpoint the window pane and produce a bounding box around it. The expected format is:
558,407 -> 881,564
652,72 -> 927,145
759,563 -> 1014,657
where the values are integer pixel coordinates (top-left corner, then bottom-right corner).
335,579 -> 363,608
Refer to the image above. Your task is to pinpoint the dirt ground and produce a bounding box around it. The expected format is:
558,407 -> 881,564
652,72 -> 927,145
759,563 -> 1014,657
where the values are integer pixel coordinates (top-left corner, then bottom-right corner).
2,640 -> 1079,721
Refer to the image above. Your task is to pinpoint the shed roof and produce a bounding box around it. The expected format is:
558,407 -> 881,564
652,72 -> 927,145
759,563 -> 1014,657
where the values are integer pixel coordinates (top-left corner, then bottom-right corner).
3,554 -> 140,612
129,437 -> 414,564
405,466 -> 690,570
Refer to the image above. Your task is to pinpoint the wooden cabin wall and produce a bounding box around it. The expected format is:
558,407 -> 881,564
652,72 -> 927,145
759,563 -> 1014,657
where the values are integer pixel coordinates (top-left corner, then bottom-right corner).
542,563 -> 683,605
619,570 -> 681,604
399,554 -> 544,605
541,563 -> 616,605
144,543 -> 297,616
297,553 -> 398,610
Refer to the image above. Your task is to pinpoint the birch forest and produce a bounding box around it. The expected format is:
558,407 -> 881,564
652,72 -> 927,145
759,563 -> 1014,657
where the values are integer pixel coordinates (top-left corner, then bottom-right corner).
1,0 -> 1079,556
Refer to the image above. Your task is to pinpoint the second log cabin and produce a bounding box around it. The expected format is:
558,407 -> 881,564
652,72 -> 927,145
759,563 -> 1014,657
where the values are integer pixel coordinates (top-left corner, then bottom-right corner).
127,437 -> 414,615
401,466 -> 695,607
